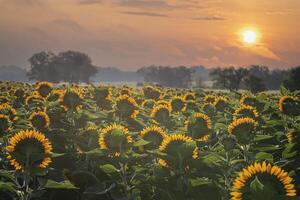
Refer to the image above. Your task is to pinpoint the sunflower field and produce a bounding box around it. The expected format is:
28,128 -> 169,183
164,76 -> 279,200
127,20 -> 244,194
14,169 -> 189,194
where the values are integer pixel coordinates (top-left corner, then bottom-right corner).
0,81 -> 300,200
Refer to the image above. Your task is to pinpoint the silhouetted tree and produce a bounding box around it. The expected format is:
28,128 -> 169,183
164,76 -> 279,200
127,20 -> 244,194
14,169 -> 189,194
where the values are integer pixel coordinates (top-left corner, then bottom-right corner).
210,67 -> 248,90
137,66 -> 193,88
28,51 -> 58,82
28,50 -> 97,83
244,74 -> 266,93
283,66 -> 300,91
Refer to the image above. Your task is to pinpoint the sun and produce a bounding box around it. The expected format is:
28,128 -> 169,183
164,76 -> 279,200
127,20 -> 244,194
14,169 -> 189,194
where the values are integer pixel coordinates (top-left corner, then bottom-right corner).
242,29 -> 257,45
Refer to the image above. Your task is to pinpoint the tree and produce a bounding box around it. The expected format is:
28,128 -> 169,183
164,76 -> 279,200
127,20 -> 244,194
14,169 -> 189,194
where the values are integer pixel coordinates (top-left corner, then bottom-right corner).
27,51 -> 58,82
210,67 -> 248,90
137,66 -> 193,88
28,50 -> 97,83
283,66 -> 300,91
244,74 -> 266,93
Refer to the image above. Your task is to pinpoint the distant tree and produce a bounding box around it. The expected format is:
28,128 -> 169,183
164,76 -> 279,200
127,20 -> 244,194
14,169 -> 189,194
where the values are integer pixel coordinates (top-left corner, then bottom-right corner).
244,74 -> 266,93
210,67 -> 248,90
137,66 -> 193,88
28,50 -> 97,83
283,66 -> 300,91
28,51 -> 58,82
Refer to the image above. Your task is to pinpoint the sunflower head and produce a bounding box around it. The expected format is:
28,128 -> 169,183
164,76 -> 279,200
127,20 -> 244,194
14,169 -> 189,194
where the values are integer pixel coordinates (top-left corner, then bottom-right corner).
240,95 -> 258,107
60,88 -> 83,112
25,94 -> 44,106
171,96 -> 185,112
228,117 -> 257,144
143,85 -> 162,100
36,81 -> 53,98
98,124 -> 132,157
233,105 -> 259,120
204,95 -> 215,103
140,126 -> 166,150
278,96 -> 300,115
286,129 -> 299,143
159,134 -> 198,169
115,95 -> 139,119
183,100 -> 199,113
231,161 -> 297,200
184,92 -> 196,101
0,103 -> 17,121
29,111 -> 50,130
0,114 -> 12,134
202,103 -> 216,116
185,113 -> 212,141
6,130 -> 52,171
150,104 -> 171,124
141,99 -> 155,109
47,89 -> 64,102
120,87 -> 132,96
94,86 -> 112,101
214,96 -> 227,111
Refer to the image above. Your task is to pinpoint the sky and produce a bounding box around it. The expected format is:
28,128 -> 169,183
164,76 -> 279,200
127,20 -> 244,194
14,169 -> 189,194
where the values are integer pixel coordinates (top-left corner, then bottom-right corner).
0,0 -> 300,70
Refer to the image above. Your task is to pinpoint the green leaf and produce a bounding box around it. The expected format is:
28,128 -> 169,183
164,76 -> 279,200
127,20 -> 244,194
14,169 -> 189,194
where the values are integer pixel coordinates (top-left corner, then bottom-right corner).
99,164 -> 119,174
255,152 -> 273,162
133,139 -> 150,147
280,85 -> 289,96
50,153 -> 65,158
254,135 -> 275,142
44,180 -> 78,189
0,181 -> 16,193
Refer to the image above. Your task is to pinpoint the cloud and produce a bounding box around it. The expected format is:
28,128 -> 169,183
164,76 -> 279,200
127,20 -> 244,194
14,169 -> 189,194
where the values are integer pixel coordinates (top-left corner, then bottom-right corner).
1,0 -> 44,6
52,19 -> 83,31
120,11 -> 168,17
78,0 -> 103,5
192,16 -> 225,21
116,0 -> 169,9
251,45 -> 281,60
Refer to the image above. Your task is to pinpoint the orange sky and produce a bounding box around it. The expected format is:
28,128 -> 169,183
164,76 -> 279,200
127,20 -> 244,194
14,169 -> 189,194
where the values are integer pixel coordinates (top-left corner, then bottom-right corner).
0,0 -> 300,69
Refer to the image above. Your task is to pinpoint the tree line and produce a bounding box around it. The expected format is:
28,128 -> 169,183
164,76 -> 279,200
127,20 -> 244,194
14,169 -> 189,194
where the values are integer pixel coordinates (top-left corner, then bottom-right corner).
27,50 -> 300,91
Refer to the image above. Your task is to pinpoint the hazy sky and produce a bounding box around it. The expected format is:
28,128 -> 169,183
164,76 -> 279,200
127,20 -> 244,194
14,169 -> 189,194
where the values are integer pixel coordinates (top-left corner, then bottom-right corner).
0,0 -> 300,70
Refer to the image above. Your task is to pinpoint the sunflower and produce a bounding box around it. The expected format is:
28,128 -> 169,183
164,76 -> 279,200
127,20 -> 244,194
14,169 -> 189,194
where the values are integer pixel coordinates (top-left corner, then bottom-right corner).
228,117 -> 257,144
120,87 -> 132,96
233,105 -> 259,120
29,111 -> 50,129
115,95 -> 139,119
240,95 -> 258,107
36,81 -> 53,98
143,85 -> 162,100
183,100 -> 199,112
171,96 -> 185,112
141,99 -> 155,109
185,113 -> 212,141
214,96 -> 227,111
60,88 -> 83,112
286,130 -> 297,143
140,126 -> 167,150
6,130 -> 52,171
25,93 -> 44,106
0,103 -> 17,121
202,102 -> 215,116
159,134 -> 198,168
278,96 -> 299,115
0,114 -> 12,134
47,89 -> 64,102
98,124 -> 132,156
230,161 -> 297,200
184,92 -> 196,101
150,104 -> 171,124
204,94 -> 215,103
94,86 -> 112,101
